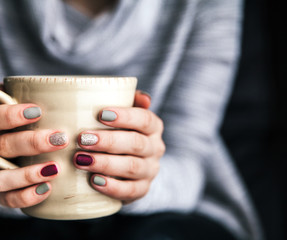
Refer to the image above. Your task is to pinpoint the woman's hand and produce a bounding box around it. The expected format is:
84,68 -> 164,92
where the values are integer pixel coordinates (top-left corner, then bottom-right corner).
74,91 -> 165,204
0,103 -> 67,208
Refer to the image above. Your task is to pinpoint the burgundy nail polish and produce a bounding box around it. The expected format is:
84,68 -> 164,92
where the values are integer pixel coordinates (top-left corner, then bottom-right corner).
76,154 -> 93,166
41,164 -> 58,177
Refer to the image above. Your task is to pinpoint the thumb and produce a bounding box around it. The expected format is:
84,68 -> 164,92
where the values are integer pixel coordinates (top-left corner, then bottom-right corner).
134,90 -> 151,109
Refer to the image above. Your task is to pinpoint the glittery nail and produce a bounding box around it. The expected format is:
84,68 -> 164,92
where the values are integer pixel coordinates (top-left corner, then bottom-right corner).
80,133 -> 98,146
49,132 -> 67,146
23,107 -> 42,119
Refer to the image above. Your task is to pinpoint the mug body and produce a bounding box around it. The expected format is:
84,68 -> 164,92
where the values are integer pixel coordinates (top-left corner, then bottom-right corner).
4,76 -> 137,220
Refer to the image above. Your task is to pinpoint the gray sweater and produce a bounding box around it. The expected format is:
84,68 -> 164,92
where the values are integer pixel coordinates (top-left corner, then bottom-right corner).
0,0 -> 263,239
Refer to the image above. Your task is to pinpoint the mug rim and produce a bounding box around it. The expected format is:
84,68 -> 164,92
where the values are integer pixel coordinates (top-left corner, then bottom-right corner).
4,75 -> 137,86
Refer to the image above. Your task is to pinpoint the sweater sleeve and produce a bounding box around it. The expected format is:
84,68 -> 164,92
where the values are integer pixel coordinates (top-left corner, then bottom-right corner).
0,205 -> 27,218
121,0 -> 243,214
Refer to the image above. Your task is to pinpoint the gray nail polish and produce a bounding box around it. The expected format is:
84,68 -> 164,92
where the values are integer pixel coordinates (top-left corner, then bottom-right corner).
101,110 -> 117,122
23,107 -> 42,119
49,132 -> 67,146
36,183 -> 49,195
140,91 -> 151,100
81,133 -> 98,146
93,176 -> 106,186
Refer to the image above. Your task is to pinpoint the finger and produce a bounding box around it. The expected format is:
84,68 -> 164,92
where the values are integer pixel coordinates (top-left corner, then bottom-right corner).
74,152 -> 158,180
79,131 -> 152,157
98,107 -> 164,136
0,130 -> 68,158
0,182 -> 51,208
134,90 -> 151,109
90,174 -> 149,202
0,162 -> 59,192
0,104 -> 42,130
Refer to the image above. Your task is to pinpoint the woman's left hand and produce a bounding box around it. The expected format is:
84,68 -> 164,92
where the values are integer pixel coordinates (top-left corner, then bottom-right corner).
74,91 -> 165,204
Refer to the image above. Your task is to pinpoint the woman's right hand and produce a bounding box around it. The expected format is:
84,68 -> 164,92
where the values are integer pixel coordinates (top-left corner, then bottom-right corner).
0,103 -> 68,208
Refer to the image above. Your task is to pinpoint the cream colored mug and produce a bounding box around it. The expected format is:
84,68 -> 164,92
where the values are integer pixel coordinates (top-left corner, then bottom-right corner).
0,75 -> 137,220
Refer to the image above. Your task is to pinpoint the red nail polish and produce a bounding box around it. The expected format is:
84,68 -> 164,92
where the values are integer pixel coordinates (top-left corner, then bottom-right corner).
76,154 -> 93,166
41,164 -> 58,177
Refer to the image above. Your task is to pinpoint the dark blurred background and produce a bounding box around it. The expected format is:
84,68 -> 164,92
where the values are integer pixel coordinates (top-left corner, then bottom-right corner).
221,0 -> 286,239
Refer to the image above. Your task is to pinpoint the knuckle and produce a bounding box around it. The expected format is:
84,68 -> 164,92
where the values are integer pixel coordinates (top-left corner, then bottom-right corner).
17,190 -> 30,207
105,133 -> 116,150
1,193 -> 17,208
142,111 -> 153,131
125,181 -> 149,200
126,183 -> 138,200
133,181 -> 149,200
104,180 -> 123,200
0,135 -> 9,156
23,167 -> 36,185
132,132 -> 145,153
127,158 -> 140,176
3,106 -> 16,129
29,132 -> 42,154
0,178 -> 8,192
158,140 -> 166,157
147,159 -> 160,180
99,155 -> 111,173
0,193 -> 9,207
158,118 -> 164,134
142,182 -> 150,197
126,109 -> 133,123
3,189 -> 37,208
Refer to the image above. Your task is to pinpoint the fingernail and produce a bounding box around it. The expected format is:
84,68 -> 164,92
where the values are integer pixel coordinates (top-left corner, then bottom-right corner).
49,132 -> 67,146
41,164 -> 58,177
93,176 -> 106,186
23,107 -> 42,119
81,133 -> 98,146
36,183 -> 50,195
76,154 -> 93,166
140,91 -> 151,100
101,110 -> 117,122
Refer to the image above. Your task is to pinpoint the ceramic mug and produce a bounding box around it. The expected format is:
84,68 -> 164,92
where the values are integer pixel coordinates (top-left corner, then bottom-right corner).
0,75 -> 137,220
